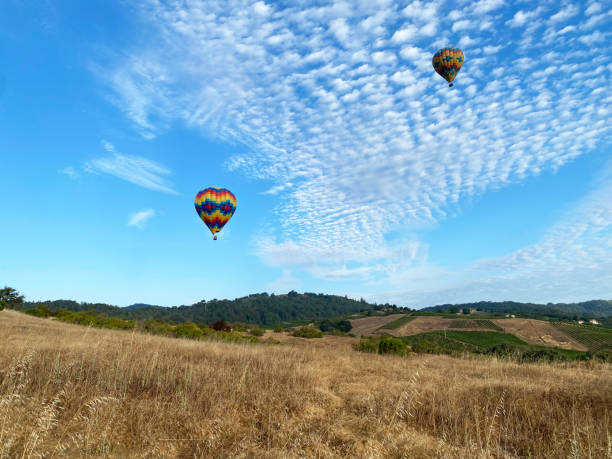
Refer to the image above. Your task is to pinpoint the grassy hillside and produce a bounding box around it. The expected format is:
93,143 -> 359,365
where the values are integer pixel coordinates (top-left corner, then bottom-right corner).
1,309 -> 611,458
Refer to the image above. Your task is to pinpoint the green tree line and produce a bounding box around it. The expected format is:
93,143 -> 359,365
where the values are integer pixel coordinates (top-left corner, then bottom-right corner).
421,300 -> 612,325
13,289 -> 405,326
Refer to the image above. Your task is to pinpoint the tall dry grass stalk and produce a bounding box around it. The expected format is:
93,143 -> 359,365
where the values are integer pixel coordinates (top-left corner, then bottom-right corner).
1,309 -> 611,458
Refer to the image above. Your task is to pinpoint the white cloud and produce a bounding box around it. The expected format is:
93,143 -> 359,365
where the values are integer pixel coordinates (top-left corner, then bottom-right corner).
96,0 -> 612,300
252,1 -> 271,16
458,36 -> 476,48
558,25 -> 577,34
549,4 -> 578,22
59,166 -> 77,178
268,269 -> 302,294
330,18 -> 350,44
102,141 -> 115,153
472,0 -> 504,14
377,160 -> 612,306
261,182 -> 293,195
585,2 -> 602,16
452,19 -> 471,32
507,10 -> 539,27
579,30 -> 605,45
128,209 -> 156,229
372,50 -> 397,65
85,152 -> 177,194
402,1 -> 438,22
391,25 -> 417,43
482,45 -> 502,54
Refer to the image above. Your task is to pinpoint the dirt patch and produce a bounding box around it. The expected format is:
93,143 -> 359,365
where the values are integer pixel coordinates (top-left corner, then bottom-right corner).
349,314 -> 408,336
493,319 -> 588,351
392,316 -> 456,336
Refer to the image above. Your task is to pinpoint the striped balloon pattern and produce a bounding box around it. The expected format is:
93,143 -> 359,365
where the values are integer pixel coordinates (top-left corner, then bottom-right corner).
194,187 -> 237,240
432,47 -> 464,87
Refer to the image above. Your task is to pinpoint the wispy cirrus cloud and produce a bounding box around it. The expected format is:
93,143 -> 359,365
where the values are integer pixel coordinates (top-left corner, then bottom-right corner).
59,166 -> 78,178
128,208 -> 156,229
96,0 -> 612,300
376,160 -> 612,306
268,269 -> 302,293
85,142 -> 176,194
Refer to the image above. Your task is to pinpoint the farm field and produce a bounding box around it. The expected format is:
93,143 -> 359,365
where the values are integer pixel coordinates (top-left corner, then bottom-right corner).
1,309 -> 611,458
377,315 -> 414,330
348,313 -> 407,336
551,322 -> 612,352
449,319 -> 503,331
434,330 -> 527,347
493,318 -> 588,351
349,315 -> 589,351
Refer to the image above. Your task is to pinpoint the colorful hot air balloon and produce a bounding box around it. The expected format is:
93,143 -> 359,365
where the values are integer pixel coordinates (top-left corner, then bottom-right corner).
194,187 -> 237,240
432,47 -> 464,87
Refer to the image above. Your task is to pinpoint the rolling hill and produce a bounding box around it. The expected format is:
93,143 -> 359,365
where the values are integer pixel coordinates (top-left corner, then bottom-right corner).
420,300 -> 612,321
22,292 -> 404,325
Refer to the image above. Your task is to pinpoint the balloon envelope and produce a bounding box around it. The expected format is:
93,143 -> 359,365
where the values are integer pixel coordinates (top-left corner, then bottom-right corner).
194,187 -> 237,239
432,47 -> 464,86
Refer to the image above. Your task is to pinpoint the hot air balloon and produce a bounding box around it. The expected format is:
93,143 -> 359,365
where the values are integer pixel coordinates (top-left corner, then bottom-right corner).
432,47 -> 464,87
194,187 -> 237,240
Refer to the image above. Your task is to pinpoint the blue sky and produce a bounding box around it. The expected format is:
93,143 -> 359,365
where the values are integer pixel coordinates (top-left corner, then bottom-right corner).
1,0 -> 611,307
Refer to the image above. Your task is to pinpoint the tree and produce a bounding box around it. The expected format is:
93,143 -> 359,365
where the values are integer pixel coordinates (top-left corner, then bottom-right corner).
211,320 -> 231,332
448,306 -> 460,314
0,287 -> 24,310
462,308 -> 470,315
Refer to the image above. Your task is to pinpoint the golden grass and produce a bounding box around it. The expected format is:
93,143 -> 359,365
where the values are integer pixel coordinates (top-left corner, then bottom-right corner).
1,309 -> 611,458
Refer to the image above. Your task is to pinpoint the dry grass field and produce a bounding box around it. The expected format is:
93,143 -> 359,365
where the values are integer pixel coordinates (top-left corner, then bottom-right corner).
1,309 -> 611,458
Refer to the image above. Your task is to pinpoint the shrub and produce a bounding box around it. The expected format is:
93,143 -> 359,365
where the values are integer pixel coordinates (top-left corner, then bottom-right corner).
172,322 -> 203,339
485,343 -> 524,359
354,337 -> 378,353
25,304 -> 52,318
292,326 -> 323,338
519,348 -> 570,363
249,327 -> 265,336
592,349 -> 612,363
141,320 -> 172,335
211,320 -> 232,332
411,339 -> 442,354
273,325 -> 283,333
378,336 -> 409,356
0,300 -> 4,311
319,319 -> 352,333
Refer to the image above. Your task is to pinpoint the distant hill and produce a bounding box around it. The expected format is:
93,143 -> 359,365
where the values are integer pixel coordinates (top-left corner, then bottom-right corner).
22,292 -> 402,325
125,303 -> 165,310
421,300 -> 612,322
19,295 -> 611,327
